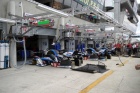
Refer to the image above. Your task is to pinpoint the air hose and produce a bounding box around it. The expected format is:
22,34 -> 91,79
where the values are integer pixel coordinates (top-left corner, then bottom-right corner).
117,55 -> 124,66
11,1 -> 27,69
11,36 -> 27,69
112,37 -> 124,66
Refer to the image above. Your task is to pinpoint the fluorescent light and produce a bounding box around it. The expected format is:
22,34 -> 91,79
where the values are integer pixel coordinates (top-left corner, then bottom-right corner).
37,4 -> 69,18
0,17 -> 15,23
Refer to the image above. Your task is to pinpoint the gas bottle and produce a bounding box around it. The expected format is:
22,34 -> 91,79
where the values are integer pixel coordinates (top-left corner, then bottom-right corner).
0,43 -> 6,68
5,43 -> 9,67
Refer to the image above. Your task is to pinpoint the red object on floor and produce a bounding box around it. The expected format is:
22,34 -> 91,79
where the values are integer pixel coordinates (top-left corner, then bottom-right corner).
84,57 -> 88,60
51,62 -> 60,67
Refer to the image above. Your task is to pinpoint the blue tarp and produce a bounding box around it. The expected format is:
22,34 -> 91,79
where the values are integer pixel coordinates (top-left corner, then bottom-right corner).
41,57 -> 53,63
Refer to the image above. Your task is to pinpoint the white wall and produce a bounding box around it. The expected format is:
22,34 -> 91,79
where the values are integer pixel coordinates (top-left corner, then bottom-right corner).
38,36 -> 48,50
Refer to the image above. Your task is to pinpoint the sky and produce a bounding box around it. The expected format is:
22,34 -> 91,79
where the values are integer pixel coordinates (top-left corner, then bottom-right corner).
137,0 -> 140,3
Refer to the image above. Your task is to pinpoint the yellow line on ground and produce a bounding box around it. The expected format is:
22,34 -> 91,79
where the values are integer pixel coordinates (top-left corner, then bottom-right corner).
118,57 -> 132,67
79,70 -> 114,93
118,60 -> 129,66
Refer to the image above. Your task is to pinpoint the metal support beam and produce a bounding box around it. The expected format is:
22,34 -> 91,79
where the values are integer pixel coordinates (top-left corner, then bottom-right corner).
9,39 -> 17,67
0,17 -> 16,24
21,27 -> 34,36
73,2 -> 133,33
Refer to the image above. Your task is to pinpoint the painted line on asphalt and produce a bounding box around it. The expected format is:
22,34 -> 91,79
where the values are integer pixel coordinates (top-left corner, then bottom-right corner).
79,70 -> 114,93
118,57 -> 132,67
79,58 -> 132,93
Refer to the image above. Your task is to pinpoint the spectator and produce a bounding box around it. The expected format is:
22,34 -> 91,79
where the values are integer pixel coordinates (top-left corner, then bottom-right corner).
122,44 -> 126,55
115,42 -> 121,55
88,13 -> 94,21
127,43 -> 132,56
132,43 -> 136,55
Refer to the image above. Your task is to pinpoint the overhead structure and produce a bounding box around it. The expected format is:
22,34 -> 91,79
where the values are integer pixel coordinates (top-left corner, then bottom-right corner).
121,0 -> 138,23
73,3 -> 135,34
24,0 -> 69,19
0,17 -> 15,24
77,25 -> 129,33
7,2 -> 70,37
130,35 -> 140,38
11,5 -> 69,20
36,4 -> 69,18
138,4 -> 140,15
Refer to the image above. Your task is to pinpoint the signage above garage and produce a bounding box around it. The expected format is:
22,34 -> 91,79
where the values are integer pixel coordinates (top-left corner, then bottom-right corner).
74,0 -> 104,10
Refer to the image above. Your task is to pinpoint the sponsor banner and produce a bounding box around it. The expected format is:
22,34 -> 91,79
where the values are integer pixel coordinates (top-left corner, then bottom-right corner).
74,0 -> 104,9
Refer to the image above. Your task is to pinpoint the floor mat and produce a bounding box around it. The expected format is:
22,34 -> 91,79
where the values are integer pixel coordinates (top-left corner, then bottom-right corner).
72,64 -> 109,73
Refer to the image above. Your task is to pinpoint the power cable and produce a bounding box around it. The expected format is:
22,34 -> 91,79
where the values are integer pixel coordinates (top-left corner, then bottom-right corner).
112,36 -> 124,66
11,36 -> 27,69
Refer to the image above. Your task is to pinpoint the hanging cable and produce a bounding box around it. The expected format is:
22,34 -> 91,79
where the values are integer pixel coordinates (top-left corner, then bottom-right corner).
11,1 -> 27,69
111,35 -> 124,66
11,36 -> 27,69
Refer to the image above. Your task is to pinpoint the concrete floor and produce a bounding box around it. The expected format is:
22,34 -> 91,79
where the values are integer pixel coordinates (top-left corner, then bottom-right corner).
0,56 -> 140,93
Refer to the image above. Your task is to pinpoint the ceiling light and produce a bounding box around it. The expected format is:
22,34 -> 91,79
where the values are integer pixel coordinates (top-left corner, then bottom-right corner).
0,17 -> 15,23
37,4 -> 69,18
